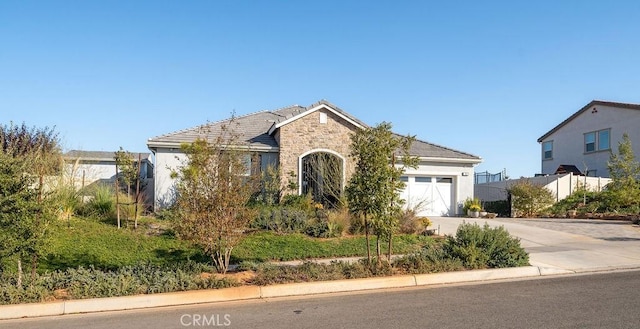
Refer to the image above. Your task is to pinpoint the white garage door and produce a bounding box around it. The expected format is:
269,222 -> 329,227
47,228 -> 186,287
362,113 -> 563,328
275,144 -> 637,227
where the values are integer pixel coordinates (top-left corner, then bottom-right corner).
400,176 -> 453,216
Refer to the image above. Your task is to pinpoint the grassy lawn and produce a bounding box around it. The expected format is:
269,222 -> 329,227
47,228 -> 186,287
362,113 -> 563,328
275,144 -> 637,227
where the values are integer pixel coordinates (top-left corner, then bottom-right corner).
41,216 -> 434,272
233,231 -> 434,262
42,216 -> 204,271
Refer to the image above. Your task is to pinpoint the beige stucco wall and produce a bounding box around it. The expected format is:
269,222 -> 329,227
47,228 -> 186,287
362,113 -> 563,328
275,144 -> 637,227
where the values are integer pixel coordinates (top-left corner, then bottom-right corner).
276,108 -> 358,195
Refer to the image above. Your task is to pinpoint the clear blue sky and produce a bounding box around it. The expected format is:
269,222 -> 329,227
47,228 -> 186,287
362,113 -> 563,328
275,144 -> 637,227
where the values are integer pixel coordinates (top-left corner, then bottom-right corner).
2,1 -> 640,178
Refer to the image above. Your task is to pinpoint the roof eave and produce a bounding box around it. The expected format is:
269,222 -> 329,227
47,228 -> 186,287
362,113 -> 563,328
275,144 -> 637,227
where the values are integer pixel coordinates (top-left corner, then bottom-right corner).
417,156 -> 483,164
147,141 -> 279,153
538,100 -> 640,142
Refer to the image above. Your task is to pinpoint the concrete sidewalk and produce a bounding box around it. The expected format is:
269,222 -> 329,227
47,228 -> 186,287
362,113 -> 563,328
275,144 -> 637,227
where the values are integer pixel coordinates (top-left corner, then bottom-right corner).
3,216 -> 640,320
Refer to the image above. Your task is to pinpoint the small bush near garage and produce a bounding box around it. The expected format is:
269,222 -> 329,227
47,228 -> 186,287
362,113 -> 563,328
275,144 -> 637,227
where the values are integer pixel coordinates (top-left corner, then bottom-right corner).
443,222 -> 529,269
483,200 -> 510,217
508,180 -> 555,217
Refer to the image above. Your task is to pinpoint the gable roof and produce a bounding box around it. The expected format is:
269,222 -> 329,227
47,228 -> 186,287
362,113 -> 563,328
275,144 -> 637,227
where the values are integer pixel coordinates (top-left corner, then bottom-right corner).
537,100 -> 640,142
64,150 -> 152,162
147,100 -> 481,162
267,99 -> 367,135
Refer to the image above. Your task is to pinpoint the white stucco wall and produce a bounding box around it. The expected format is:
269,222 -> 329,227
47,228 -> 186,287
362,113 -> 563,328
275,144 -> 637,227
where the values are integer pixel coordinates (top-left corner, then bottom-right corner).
64,161 -> 116,190
152,148 -> 279,211
153,148 -> 187,211
540,105 -> 640,177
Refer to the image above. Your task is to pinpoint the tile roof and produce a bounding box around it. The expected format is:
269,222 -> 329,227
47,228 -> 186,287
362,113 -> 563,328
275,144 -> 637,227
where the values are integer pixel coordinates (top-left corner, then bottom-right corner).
147,105 -> 306,149
147,100 -> 481,161
391,133 -> 480,161
538,100 -> 640,142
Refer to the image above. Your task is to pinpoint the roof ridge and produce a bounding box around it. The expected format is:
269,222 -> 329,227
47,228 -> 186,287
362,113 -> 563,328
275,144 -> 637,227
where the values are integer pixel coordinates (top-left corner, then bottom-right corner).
268,104 -> 305,122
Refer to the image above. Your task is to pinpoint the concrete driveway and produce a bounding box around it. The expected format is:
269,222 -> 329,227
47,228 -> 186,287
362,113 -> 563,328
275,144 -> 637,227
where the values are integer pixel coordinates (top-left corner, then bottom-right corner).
429,216 -> 640,272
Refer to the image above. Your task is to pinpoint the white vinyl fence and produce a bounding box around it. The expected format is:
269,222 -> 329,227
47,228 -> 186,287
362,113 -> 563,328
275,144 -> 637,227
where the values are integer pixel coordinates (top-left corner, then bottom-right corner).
474,173 -> 611,203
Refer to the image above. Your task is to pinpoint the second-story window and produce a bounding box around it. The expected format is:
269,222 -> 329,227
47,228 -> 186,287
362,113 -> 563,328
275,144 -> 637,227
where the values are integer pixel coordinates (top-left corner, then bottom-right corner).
542,141 -> 553,160
584,129 -> 610,153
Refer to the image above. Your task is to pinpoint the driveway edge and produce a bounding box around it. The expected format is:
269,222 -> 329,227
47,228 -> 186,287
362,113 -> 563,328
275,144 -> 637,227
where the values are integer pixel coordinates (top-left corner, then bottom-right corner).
0,265 -> 573,320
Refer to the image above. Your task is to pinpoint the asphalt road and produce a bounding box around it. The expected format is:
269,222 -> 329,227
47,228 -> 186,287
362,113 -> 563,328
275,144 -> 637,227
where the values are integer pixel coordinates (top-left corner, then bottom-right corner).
5,270 -> 640,329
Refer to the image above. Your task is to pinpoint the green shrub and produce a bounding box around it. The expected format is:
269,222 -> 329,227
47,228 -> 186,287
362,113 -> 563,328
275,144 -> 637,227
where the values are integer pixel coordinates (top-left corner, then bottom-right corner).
281,193 -> 314,211
251,206 -> 310,233
508,180 -> 554,217
463,197 -> 482,213
82,184 -> 116,219
0,261 -> 238,305
394,245 -> 465,274
326,208 -> 350,237
304,218 -> 330,238
48,184 -> 82,219
444,222 -> 529,269
251,260 -> 391,286
483,200 -> 510,217
0,274 -> 54,304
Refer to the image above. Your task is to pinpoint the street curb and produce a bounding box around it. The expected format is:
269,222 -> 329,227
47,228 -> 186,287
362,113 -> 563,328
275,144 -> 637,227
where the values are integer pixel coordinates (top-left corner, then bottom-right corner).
0,265 -> 586,320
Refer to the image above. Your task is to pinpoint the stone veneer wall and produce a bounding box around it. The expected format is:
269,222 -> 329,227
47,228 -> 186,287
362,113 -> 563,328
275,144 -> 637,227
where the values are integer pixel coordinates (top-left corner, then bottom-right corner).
276,108 -> 359,195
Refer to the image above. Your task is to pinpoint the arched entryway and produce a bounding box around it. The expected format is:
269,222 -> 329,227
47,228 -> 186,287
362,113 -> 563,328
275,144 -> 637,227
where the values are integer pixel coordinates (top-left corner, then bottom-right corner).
300,151 -> 344,208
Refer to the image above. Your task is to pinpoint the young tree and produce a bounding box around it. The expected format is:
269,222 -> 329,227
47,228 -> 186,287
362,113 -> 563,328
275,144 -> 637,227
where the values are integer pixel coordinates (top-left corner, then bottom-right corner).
114,147 -> 142,228
346,122 -> 418,264
606,133 -> 640,208
173,122 -> 259,274
114,147 -> 138,197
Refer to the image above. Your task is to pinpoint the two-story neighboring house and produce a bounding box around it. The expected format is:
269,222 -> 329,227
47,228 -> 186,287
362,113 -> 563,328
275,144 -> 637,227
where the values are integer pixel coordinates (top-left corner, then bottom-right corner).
537,100 -> 640,178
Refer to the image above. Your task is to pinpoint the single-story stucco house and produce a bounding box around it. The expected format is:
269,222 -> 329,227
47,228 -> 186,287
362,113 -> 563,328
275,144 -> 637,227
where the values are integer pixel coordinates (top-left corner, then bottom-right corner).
147,100 -> 482,216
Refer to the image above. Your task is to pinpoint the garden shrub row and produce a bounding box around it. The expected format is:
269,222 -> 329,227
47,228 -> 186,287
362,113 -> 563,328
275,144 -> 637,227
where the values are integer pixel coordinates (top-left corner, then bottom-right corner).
251,222 -> 529,285
0,261 -> 237,305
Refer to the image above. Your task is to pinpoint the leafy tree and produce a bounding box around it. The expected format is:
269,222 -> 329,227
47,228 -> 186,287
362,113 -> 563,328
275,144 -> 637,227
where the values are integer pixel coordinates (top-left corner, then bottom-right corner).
606,133 -> 640,209
0,122 -> 61,285
0,154 -> 44,285
346,122 -> 418,264
507,180 -> 554,217
0,122 -> 62,197
173,122 -> 259,274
